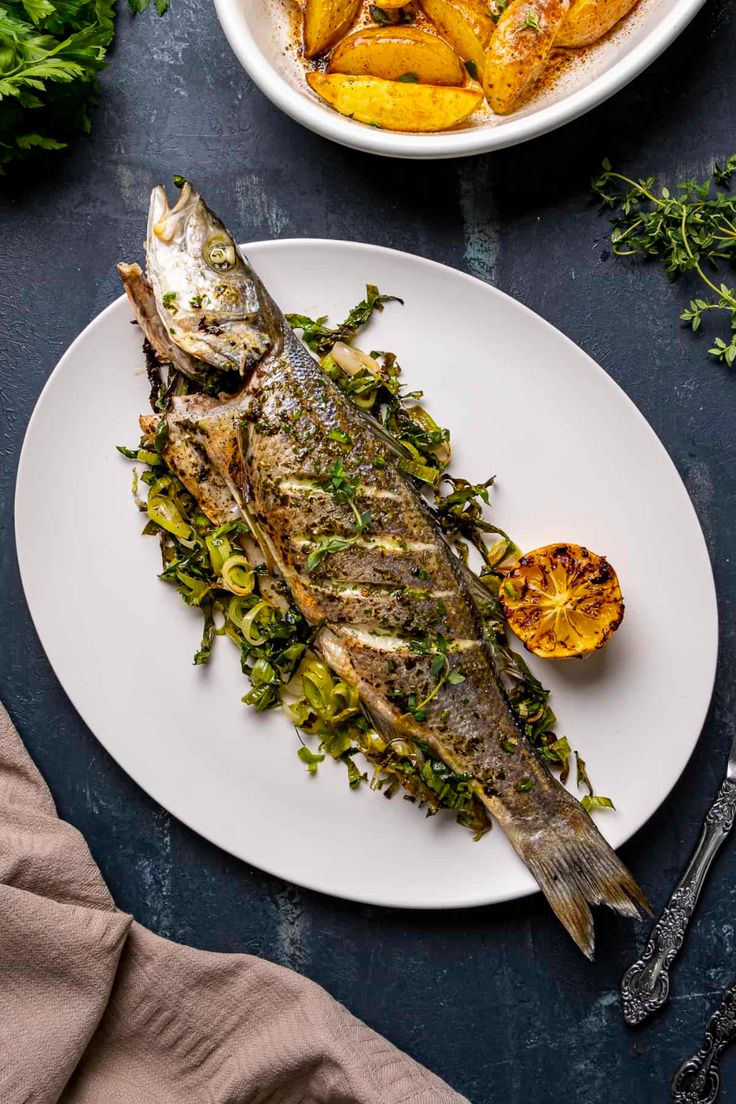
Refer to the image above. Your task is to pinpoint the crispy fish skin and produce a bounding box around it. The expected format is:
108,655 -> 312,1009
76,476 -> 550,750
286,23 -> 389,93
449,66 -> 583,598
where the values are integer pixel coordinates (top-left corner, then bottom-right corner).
130,182 -> 649,958
140,395 -> 240,527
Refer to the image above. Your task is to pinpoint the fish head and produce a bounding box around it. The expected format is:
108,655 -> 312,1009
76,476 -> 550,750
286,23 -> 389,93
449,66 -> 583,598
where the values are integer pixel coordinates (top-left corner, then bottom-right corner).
146,181 -> 281,375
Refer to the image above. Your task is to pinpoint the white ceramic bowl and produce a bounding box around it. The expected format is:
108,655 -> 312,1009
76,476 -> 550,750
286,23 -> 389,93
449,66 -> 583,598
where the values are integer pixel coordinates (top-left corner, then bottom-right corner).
213,0 -> 706,159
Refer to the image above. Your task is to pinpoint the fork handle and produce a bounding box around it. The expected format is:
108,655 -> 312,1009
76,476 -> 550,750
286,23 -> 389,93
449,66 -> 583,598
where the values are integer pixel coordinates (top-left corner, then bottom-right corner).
671,973 -> 736,1104
620,778 -> 736,1026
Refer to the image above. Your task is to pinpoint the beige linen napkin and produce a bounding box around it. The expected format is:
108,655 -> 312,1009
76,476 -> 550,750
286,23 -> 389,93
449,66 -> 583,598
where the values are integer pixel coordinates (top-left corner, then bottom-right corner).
0,703 -> 468,1104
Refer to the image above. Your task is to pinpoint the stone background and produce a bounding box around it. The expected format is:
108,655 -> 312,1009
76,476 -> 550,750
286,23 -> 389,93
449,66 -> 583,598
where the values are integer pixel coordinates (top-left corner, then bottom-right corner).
2,1 -> 735,1098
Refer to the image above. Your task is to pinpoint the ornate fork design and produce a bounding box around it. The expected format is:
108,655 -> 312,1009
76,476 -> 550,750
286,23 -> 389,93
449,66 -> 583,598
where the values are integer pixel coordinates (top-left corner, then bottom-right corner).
620,769 -> 736,1027
671,973 -> 736,1104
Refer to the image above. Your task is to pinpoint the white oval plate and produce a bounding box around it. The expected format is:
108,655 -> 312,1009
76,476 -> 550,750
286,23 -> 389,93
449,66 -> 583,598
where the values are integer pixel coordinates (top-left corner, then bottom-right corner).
16,240 -> 717,909
214,0 -> 707,159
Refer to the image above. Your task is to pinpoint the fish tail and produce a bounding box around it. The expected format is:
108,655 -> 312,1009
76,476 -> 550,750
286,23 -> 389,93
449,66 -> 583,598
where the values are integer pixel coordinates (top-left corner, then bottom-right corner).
496,780 -> 651,959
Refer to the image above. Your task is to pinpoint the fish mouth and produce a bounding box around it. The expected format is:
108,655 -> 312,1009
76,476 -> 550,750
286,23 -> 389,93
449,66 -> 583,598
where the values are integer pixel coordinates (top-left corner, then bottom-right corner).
147,181 -> 198,246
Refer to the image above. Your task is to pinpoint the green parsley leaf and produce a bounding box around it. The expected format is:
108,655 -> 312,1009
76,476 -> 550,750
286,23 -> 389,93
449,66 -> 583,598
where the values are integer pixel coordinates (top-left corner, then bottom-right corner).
397,71 -> 419,83
713,154 -> 736,188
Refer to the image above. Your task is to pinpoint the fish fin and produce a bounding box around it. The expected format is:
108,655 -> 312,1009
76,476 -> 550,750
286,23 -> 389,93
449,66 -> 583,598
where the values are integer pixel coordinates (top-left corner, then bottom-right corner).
455,557 -> 498,610
353,405 -> 414,463
498,784 -> 651,959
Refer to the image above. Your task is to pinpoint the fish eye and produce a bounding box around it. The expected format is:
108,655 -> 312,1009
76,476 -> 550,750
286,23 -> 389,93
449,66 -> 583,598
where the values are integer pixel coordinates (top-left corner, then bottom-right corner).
204,235 -> 237,271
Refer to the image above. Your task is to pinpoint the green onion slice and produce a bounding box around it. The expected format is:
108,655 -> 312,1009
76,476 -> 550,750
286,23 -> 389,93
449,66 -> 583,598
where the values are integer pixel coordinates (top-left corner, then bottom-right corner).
240,600 -> 271,645
221,554 -> 255,596
147,495 -> 192,540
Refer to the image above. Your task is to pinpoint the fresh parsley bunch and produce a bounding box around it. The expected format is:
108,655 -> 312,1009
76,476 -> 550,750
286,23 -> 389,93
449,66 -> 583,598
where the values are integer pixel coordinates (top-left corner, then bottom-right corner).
0,0 -> 114,170
593,156 -> 736,368
0,0 -> 168,172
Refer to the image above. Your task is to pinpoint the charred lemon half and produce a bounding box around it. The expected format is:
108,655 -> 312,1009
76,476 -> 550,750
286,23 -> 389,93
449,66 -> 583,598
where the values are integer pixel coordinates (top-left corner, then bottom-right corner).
498,543 -> 624,660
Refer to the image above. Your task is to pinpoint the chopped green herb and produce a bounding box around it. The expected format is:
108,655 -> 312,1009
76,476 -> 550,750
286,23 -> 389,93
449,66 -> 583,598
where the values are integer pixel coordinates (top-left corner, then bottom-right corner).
397,71 -> 420,83
298,745 -> 325,773
499,732 -> 518,753
162,291 -> 178,312
575,751 -> 593,796
327,427 -> 352,445
516,10 -> 541,31
582,794 -> 615,813
368,2 -> 415,23
464,59 -> 479,80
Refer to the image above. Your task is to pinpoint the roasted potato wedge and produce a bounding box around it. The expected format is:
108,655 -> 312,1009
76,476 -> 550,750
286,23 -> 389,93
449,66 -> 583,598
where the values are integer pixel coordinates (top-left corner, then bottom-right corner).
307,72 -> 483,131
328,27 -> 466,85
303,0 -> 361,58
483,0 -> 570,114
377,0 -> 413,6
556,0 -> 638,47
418,0 -> 496,77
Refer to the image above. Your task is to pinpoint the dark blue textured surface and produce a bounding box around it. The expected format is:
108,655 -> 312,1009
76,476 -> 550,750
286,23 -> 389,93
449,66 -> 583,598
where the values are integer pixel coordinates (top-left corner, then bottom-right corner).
2,2 -> 736,1099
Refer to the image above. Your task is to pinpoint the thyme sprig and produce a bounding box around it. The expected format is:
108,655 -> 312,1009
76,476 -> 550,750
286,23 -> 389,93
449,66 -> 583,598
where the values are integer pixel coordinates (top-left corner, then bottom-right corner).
593,157 -> 736,368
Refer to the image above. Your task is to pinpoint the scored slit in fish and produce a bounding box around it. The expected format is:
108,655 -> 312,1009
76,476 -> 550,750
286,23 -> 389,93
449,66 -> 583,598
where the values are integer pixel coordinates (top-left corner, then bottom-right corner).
122,181 -> 650,957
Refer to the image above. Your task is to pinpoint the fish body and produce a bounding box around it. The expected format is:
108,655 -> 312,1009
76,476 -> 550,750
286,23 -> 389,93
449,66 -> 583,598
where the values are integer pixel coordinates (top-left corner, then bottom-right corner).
126,182 -> 648,957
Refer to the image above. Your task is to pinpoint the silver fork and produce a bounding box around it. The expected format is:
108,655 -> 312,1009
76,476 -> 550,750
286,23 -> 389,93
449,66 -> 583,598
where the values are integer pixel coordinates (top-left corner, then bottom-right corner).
620,739 -> 736,1026
671,971 -> 736,1104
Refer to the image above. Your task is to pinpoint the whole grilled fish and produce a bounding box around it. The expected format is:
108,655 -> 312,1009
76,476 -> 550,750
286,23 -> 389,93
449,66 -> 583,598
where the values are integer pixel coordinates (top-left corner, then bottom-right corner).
122,181 -> 648,957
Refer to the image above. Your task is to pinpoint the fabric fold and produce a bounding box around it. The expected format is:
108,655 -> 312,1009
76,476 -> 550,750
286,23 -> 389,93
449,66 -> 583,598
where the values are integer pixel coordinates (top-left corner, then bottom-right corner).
0,703 -> 467,1104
